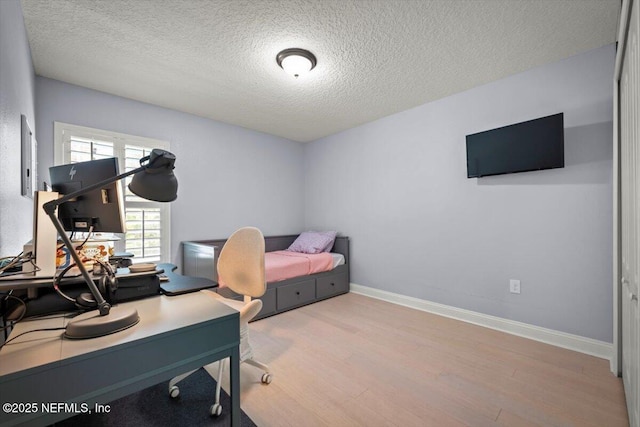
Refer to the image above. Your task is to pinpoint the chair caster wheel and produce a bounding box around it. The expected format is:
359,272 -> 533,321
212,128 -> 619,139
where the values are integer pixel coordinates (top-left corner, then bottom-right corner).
261,373 -> 272,384
169,385 -> 180,398
210,403 -> 222,417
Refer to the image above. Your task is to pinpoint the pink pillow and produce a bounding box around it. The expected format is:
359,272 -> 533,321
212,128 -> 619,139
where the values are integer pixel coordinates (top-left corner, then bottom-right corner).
287,231 -> 336,254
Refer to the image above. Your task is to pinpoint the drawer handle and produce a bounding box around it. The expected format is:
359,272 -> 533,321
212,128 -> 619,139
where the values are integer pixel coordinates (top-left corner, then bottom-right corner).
296,291 -> 300,296
331,282 -> 335,286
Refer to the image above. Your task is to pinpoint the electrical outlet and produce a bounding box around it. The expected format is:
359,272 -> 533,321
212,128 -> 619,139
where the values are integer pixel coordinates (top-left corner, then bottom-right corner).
509,279 -> 521,294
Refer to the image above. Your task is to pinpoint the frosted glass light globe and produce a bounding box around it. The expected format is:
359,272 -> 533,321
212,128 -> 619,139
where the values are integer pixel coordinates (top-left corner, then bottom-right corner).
280,55 -> 313,78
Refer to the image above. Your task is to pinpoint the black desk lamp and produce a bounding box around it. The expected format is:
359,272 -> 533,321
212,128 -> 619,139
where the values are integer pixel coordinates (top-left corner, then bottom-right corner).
43,149 -> 178,339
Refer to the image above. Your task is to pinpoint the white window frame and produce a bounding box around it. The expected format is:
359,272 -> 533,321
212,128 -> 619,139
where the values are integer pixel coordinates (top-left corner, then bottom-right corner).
53,122 -> 171,262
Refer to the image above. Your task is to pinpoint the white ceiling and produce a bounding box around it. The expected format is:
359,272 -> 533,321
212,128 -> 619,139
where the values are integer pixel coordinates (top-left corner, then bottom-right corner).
21,0 -> 620,142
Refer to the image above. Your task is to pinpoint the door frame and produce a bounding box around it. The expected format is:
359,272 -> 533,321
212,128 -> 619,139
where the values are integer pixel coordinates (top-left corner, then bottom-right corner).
613,0 -> 634,376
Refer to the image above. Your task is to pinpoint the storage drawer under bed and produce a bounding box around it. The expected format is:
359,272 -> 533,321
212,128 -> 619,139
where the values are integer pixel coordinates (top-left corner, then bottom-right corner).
316,271 -> 349,300
276,279 -> 316,311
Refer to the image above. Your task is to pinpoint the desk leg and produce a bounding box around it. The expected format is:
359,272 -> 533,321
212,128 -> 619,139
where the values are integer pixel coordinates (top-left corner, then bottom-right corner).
230,346 -> 240,427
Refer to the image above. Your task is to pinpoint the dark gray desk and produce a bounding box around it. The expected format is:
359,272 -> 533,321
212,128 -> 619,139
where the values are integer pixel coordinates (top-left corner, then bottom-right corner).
0,292 -> 240,426
0,267 -> 163,291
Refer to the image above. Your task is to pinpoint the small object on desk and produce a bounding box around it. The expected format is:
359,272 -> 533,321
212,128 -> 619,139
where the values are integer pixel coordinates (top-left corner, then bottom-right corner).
158,273 -> 169,282
157,263 -> 217,295
110,252 -> 134,268
110,271 -> 161,303
128,263 -> 157,273
114,257 -> 133,268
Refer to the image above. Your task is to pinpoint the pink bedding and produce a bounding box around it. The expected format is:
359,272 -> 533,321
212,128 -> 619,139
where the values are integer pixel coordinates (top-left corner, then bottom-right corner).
265,250 -> 334,283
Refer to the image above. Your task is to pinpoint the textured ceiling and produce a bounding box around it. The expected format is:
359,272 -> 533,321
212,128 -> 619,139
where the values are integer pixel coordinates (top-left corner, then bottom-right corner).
21,0 -> 620,142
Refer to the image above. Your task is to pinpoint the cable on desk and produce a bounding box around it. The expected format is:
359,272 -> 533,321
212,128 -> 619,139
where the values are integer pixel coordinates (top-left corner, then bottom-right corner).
53,263 -> 80,303
0,251 -> 40,277
53,259 -> 113,302
73,227 -> 94,251
0,299 -> 80,348
1,292 -> 26,342
1,327 -> 66,347
0,252 -> 24,274
0,292 -> 26,331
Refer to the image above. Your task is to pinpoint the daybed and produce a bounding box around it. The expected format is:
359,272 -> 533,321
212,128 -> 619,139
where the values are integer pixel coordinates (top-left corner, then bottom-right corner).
181,234 -> 350,320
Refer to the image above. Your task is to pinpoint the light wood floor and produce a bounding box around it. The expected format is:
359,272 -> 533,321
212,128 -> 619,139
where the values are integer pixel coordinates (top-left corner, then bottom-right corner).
223,292 -> 628,426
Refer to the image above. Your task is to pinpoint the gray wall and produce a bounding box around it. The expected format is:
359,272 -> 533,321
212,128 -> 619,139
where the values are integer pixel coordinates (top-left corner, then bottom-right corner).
0,0 -> 37,255
34,78 -> 305,264
304,44 -> 614,343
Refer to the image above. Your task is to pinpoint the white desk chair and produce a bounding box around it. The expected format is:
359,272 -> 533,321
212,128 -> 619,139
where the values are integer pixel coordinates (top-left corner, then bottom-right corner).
168,226 -> 272,416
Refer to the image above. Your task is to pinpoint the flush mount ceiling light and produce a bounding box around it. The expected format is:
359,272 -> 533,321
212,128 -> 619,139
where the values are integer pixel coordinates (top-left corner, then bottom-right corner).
276,48 -> 317,78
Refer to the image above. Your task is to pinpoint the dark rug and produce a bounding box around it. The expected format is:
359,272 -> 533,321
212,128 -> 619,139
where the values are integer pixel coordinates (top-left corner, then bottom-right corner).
53,368 -> 257,427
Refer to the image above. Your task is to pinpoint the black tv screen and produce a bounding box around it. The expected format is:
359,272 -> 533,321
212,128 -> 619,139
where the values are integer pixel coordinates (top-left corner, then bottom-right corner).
466,113 -> 564,178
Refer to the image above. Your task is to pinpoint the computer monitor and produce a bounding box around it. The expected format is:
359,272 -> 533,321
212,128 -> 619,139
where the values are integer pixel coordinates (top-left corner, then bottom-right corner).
49,158 -> 126,233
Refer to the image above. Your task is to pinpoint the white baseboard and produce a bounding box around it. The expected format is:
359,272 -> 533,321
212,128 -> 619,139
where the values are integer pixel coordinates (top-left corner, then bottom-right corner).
349,283 -> 613,361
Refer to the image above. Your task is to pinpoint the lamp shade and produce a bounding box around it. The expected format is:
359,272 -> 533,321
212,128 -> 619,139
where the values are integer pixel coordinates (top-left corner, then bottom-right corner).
128,149 -> 178,202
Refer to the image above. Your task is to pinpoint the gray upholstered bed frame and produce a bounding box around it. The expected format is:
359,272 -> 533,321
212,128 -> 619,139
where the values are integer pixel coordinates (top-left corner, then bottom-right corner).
181,235 -> 350,320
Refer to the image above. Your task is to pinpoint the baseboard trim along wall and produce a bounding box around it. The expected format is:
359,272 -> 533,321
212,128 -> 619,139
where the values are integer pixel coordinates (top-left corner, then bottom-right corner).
349,283 -> 613,361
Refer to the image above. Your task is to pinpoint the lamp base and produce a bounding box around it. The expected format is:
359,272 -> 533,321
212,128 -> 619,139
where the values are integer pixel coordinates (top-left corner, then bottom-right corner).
64,306 -> 140,339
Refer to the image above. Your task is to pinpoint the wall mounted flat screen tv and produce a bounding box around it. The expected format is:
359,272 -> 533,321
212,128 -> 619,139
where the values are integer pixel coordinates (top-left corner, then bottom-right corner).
466,113 -> 564,178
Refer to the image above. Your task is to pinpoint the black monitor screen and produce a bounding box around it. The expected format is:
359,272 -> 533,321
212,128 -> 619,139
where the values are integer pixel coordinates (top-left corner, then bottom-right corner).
49,158 -> 125,233
466,113 -> 564,178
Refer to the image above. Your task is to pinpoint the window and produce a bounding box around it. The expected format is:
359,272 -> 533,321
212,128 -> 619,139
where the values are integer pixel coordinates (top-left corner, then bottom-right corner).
54,122 -> 171,263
